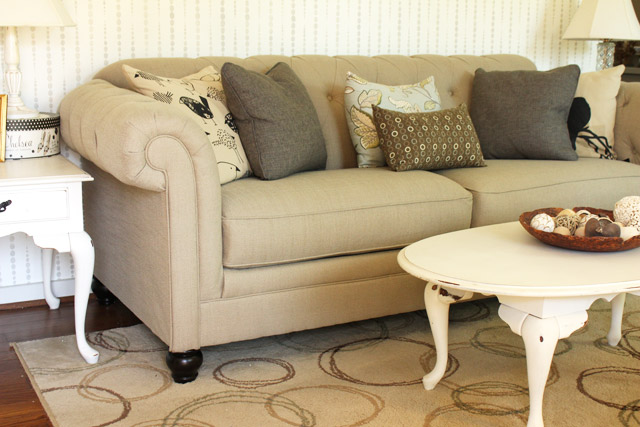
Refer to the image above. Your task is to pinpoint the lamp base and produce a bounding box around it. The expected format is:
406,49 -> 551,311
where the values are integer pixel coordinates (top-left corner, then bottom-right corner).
596,41 -> 615,71
7,104 -> 39,119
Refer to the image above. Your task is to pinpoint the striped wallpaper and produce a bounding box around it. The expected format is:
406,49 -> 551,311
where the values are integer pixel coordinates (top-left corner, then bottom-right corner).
0,0 -> 596,302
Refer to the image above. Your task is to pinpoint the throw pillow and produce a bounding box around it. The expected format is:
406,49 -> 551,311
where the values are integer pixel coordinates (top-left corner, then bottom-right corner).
122,64 -> 250,184
371,103 -> 486,172
344,72 -> 442,168
221,62 -> 327,180
469,65 -> 580,161
573,65 -> 624,159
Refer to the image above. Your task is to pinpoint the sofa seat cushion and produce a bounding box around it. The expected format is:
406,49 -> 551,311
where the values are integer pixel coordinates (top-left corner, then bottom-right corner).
221,168 -> 472,268
437,158 -> 640,227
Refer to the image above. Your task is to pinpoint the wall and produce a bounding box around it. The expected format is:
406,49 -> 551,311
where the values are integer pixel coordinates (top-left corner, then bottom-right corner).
0,0 -> 595,304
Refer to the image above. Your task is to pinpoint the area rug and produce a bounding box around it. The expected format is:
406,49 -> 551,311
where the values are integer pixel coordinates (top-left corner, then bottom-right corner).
12,297 -> 640,426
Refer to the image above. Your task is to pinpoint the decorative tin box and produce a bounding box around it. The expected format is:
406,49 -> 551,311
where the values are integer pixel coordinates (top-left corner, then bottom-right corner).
5,113 -> 60,159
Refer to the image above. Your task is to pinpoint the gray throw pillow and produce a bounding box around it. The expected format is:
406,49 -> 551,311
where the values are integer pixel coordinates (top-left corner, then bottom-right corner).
469,65 -> 580,161
221,62 -> 327,180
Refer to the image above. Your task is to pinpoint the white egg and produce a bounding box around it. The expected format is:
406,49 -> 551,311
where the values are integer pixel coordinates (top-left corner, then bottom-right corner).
531,213 -> 555,232
620,226 -> 640,241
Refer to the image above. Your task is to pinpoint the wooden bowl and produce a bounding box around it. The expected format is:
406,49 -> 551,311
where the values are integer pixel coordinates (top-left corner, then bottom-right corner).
519,207 -> 640,252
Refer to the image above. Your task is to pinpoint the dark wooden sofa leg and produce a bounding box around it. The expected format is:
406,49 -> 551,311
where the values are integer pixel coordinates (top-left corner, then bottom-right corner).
166,350 -> 203,383
91,277 -> 117,306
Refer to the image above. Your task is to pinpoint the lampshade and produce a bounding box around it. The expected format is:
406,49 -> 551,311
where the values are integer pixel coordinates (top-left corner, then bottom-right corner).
563,0 -> 640,41
0,0 -> 75,27
1,0 -> 75,119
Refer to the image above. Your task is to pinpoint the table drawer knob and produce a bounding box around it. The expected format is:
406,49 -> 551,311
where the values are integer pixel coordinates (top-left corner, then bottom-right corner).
0,200 -> 12,213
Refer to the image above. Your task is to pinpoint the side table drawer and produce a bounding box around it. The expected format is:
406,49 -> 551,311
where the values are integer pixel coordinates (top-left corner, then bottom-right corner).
0,188 -> 69,224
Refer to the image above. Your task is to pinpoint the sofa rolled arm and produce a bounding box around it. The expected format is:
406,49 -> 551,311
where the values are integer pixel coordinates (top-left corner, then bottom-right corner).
60,79 -> 219,191
60,79 -> 225,336
615,81 -> 640,165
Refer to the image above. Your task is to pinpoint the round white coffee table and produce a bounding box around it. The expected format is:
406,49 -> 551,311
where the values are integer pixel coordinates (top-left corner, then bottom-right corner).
398,221 -> 640,427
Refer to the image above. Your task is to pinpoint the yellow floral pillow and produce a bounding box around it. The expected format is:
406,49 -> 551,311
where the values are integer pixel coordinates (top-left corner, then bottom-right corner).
343,72 -> 442,167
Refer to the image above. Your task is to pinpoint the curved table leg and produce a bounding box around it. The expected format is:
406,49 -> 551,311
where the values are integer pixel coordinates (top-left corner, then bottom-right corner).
422,283 -> 473,390
41,248 -> 59,309
69,232 -> 99,364
500,305 -> 588,427
520,315 -> 560,427
607,293 -> 626,346
423,284 -> 451,390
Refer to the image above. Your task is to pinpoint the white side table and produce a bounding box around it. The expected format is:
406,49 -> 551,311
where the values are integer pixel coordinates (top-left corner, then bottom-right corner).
0,155 -> 99,364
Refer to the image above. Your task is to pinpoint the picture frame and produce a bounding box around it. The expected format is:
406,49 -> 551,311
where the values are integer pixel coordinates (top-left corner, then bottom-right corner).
0,94 -> 7,162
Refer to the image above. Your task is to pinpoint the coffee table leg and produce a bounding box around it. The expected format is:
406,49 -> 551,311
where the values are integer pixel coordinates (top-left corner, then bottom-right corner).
607,293 -> 626,346
500,304 -> 588,427
520,315 -> 561,427
422,283 -> 472,390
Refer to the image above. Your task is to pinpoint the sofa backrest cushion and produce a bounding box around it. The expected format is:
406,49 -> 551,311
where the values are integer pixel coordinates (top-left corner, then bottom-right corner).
94,54 -> 536,170
221,62 -> 327,180
469,65 -> 580,161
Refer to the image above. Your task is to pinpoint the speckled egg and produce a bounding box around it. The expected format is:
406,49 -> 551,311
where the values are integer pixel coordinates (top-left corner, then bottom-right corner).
614,196 -> 640,231
530,213 -> 555,232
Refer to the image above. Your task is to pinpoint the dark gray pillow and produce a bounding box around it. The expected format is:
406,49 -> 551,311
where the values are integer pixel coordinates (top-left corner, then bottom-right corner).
469,65 -> 580,160
221,62 -> 327,180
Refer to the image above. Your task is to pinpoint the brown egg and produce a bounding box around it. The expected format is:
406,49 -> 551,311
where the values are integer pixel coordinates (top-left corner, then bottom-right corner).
585,218 -> 603,237
602,222 -> 621,238
598,217 -> 612,226
574,226 -> 586,237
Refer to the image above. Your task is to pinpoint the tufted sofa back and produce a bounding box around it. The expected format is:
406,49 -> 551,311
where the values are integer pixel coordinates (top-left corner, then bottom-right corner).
94,54 -> 536,169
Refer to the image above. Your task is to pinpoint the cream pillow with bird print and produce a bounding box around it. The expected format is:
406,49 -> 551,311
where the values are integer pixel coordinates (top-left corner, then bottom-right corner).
344,72 -> 442,168
123,64 -> 250,184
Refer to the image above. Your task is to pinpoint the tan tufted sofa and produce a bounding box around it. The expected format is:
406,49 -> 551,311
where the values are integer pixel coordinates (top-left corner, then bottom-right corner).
60,54 -> 640,382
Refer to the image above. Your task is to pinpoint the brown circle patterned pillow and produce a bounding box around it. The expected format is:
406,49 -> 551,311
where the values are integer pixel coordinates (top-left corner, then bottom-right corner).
371,103 -> 486,172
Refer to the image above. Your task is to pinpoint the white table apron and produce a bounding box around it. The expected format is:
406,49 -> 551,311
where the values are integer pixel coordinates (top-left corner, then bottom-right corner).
397,222 -> 640,427
0,156 -> 98,364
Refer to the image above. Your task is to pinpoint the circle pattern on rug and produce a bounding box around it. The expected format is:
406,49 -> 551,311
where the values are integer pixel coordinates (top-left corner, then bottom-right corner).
212,357 -> 295,389
78,364 -> 172,403
318,336 -> 456,386
266,385 -> 384,426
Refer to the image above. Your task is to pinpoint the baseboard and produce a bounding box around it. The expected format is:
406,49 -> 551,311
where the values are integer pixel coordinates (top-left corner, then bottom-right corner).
0,279 -> 76,306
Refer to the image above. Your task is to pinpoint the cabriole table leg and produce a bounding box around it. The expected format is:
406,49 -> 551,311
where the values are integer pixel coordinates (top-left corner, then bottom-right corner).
41,248 -> 59,309
422,283 -> 473,390
607,293 -> 626,346
520,315 -> 561,427
500,304 -> 588,427
69,232 -> 99,364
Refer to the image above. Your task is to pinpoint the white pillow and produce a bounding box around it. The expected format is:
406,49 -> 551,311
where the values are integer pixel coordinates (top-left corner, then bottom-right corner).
122,64 -> 251,184
574,65 -> 625,159
344,73 -> 442,167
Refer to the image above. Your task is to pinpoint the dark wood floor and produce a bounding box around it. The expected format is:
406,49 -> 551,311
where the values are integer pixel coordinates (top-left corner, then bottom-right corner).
0,298 -> 140,426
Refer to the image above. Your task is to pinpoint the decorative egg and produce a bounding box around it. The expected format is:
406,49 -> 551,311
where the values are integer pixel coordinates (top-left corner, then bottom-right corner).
614,196 -> 640,232
531,213 -> 555,232
584,218 -> 602,237
574,226 -> 586,237
601,222 -> 621,238
555,215 -> 580,234
620,226 -> 640,241
558,208 -> 576,217
553,226 -> 571,236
